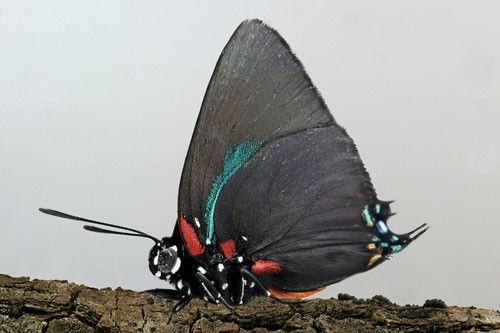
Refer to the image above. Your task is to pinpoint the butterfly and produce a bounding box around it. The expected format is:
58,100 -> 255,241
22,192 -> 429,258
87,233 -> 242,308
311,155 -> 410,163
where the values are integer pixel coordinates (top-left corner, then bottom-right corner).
40,19 -> 428,319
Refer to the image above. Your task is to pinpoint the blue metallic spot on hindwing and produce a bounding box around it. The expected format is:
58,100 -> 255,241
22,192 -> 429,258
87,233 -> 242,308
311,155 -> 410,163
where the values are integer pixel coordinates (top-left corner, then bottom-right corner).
362,205 -> 374,227
391,244 -> 403,253
376,221 -> 389,234
204,141 -> 262,244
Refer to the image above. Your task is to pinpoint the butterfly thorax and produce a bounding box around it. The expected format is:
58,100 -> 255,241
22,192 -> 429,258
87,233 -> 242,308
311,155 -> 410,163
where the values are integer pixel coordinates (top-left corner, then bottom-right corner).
166,240 -> 262,306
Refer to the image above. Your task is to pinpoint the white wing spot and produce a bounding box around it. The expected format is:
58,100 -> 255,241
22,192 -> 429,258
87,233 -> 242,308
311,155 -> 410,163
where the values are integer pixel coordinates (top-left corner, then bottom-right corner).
198,266 -> 207,274
194,217 -> 201,228
217,263 -> 224,272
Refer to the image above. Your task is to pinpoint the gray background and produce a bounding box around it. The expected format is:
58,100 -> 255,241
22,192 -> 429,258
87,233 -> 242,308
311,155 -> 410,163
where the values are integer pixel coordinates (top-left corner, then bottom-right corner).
1,1 -> 499,310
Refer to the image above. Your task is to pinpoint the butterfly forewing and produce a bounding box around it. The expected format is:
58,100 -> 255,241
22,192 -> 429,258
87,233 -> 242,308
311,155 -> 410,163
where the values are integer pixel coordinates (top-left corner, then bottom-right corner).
178,19 -> 334,245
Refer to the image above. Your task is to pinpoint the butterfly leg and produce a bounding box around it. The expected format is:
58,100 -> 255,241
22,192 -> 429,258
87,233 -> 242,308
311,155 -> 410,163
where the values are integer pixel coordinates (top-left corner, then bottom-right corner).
167,294 -> 192,324
195,272 -> 235,312
240,268 -> 307,304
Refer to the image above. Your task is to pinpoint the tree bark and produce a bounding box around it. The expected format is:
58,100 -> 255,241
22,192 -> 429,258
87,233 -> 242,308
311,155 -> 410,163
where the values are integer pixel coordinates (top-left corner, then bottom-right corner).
0,274 -> 498,333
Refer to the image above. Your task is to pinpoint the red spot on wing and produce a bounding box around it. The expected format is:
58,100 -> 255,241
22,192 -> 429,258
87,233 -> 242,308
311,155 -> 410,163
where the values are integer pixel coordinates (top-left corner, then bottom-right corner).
251,260 -> 282,275
219,239 -> 236,259
179,213 -> 206,257
268,287 -> 325,299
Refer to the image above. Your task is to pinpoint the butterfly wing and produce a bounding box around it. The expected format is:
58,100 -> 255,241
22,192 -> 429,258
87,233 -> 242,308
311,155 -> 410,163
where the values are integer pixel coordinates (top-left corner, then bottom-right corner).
214,126 -> 372,291
178,19 -> 334,245
214,126 -> 425,294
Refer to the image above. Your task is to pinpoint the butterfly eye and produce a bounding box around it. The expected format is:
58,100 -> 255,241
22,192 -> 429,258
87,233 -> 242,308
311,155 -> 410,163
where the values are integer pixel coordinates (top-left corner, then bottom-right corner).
156,246 -> 181,275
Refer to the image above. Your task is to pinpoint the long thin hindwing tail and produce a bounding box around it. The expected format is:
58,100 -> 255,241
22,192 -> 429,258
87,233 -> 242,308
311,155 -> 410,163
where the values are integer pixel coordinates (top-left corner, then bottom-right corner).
178,19 -> 335,245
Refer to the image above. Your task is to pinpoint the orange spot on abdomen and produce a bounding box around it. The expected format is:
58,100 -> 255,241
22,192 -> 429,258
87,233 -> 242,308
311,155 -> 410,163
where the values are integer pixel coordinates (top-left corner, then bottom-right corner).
269,287 -> 325,299
179,213 -> 206,257
251,260 -> 282,275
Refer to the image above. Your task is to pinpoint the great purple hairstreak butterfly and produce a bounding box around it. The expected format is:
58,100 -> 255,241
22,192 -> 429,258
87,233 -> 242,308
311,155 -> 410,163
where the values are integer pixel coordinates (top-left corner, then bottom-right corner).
40,19 -> 428,319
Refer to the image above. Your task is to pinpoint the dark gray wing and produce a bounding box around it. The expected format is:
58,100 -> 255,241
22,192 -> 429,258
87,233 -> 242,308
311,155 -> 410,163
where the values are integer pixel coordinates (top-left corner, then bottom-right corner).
214,126 -> 378,291
178,19 -> 334,244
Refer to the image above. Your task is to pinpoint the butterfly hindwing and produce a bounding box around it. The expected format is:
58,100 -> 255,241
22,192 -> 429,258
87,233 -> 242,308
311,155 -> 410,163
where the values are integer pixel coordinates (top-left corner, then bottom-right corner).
178,19 -> 334,245
214,126 -> 378,291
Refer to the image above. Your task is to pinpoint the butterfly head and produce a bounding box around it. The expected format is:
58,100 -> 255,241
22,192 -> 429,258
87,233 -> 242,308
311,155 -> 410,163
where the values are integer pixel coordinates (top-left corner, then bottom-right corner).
148,238 -> 181,279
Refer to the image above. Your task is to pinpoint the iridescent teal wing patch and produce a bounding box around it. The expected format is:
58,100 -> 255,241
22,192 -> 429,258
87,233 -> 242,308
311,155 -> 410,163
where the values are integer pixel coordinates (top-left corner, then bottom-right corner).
204,141 -> 263,245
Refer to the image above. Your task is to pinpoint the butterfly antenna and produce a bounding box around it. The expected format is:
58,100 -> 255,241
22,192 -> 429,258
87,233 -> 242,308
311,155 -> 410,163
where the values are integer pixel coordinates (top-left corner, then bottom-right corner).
39,208 -> 160,243
82,225 -> 160,242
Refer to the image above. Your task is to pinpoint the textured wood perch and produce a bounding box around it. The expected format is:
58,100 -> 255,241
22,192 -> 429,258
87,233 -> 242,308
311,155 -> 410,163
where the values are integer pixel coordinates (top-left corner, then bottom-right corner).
0,274 -> 498,333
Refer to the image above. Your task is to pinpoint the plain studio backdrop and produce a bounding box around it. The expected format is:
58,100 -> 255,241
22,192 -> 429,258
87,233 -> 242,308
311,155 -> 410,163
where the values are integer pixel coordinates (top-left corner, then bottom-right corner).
1,1 -> 499,310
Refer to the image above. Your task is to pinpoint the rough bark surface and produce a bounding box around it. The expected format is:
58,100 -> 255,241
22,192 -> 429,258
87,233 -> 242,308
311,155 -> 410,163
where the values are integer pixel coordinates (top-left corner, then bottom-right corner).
0,274 -> 498,333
